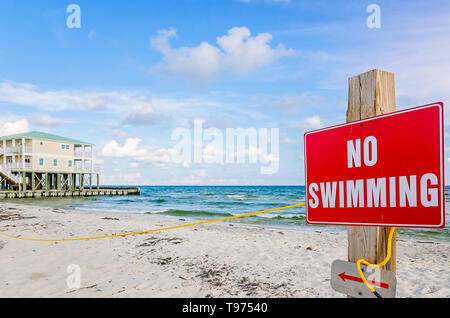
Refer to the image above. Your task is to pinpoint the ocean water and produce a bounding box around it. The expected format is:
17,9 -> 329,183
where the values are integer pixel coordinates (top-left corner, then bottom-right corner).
5,185 -> 450,242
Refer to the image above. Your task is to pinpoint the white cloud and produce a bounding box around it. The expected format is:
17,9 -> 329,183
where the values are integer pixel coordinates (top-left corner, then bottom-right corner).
217,27 -> 296,73
182,161 -> 190,168
281,137 -> 302,144
151,28 -> 222,86
191,169 -> 206,177
122,108 -> 170,127
129,162 -> 138,168
0,80 -> 154,113
234,145 -> 279,163
301,116 -> 323,130
135,148 -> 176,167
151,26 -> 298,85
257,93 -> 327,114
0,119 -> 29,136
94,158 -> 104,165
102,172 -> 144,186
0,80 -> 265,131
0,80 -> 251,128
100,137 -> 176,166
32,115 -> 63,126
168,169 -> 208,185
110,129 -> 127,139
202,142 -> 225,164
101,138 -> 148,158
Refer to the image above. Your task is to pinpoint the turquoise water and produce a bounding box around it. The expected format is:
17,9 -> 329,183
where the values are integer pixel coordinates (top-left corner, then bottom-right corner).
5,185 -> 450,242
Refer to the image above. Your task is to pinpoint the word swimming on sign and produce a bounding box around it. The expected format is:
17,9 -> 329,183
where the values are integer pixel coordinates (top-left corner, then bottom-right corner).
309,171 -> 439,209
304,102 -> 445,228
308,136 -> 439,209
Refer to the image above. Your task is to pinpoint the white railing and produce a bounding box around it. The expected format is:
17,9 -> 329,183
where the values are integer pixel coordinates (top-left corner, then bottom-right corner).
74,152 -> 93,158
0,163 -> 100,174
0,165 -> 22,184
5,147 -> 19,153
74,166 -> 101,174
18,147 -> 32,153
0,146 -> 32,154
0,165 -> 101,186
0,163 -> 32,171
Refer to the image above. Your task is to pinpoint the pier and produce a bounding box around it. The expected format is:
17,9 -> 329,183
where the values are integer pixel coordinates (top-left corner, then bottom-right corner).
0,187 -> 140,199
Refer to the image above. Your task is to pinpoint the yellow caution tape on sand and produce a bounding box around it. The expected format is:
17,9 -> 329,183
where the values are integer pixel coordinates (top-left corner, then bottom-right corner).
0,203 -> 306,242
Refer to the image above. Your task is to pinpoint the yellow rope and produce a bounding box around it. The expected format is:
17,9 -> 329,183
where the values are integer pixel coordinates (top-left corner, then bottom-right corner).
356,227 -> 396,298
0,203 -> 395,297
0,201 -> 396,298
0,203 -> 306,242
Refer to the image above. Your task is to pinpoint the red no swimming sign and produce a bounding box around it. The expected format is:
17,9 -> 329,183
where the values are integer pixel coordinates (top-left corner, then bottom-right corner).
304,102 -> 445,228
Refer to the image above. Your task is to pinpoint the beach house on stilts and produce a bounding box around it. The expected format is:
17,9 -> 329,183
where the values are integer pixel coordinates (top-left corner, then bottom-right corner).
0,131 -> 101,196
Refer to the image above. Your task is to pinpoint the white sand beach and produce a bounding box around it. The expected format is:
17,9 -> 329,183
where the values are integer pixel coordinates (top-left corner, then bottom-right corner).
0,202 -> 448,298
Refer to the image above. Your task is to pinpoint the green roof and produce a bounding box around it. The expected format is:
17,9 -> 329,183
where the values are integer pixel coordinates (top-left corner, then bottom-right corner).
0,131 -> 93,145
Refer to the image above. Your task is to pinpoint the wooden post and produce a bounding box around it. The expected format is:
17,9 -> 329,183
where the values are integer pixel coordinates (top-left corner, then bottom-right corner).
347,69 -> 397,273
22,172 -> 26,192
31,172 -> 36,191
57,173 -> 61,191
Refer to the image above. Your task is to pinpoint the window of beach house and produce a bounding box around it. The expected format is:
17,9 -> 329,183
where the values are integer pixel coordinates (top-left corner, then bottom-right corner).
40,158 -> 44,166
53,159 -> 57,167
68,160 -> 72,167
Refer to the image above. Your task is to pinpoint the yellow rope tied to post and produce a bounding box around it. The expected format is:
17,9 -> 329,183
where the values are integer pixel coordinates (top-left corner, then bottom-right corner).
0,203 -> 306,242
0,201 -> 395,298
356,227 -> 396,298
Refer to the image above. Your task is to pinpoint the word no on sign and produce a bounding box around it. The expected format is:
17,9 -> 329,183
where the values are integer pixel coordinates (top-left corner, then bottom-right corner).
304,102 -> 445,228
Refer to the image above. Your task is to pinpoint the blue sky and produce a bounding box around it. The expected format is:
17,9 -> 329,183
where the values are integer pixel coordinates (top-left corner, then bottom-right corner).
1,0 -> 450,185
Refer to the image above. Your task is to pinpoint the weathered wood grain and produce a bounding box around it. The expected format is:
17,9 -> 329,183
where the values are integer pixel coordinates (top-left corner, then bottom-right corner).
347,69 -> 397,273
